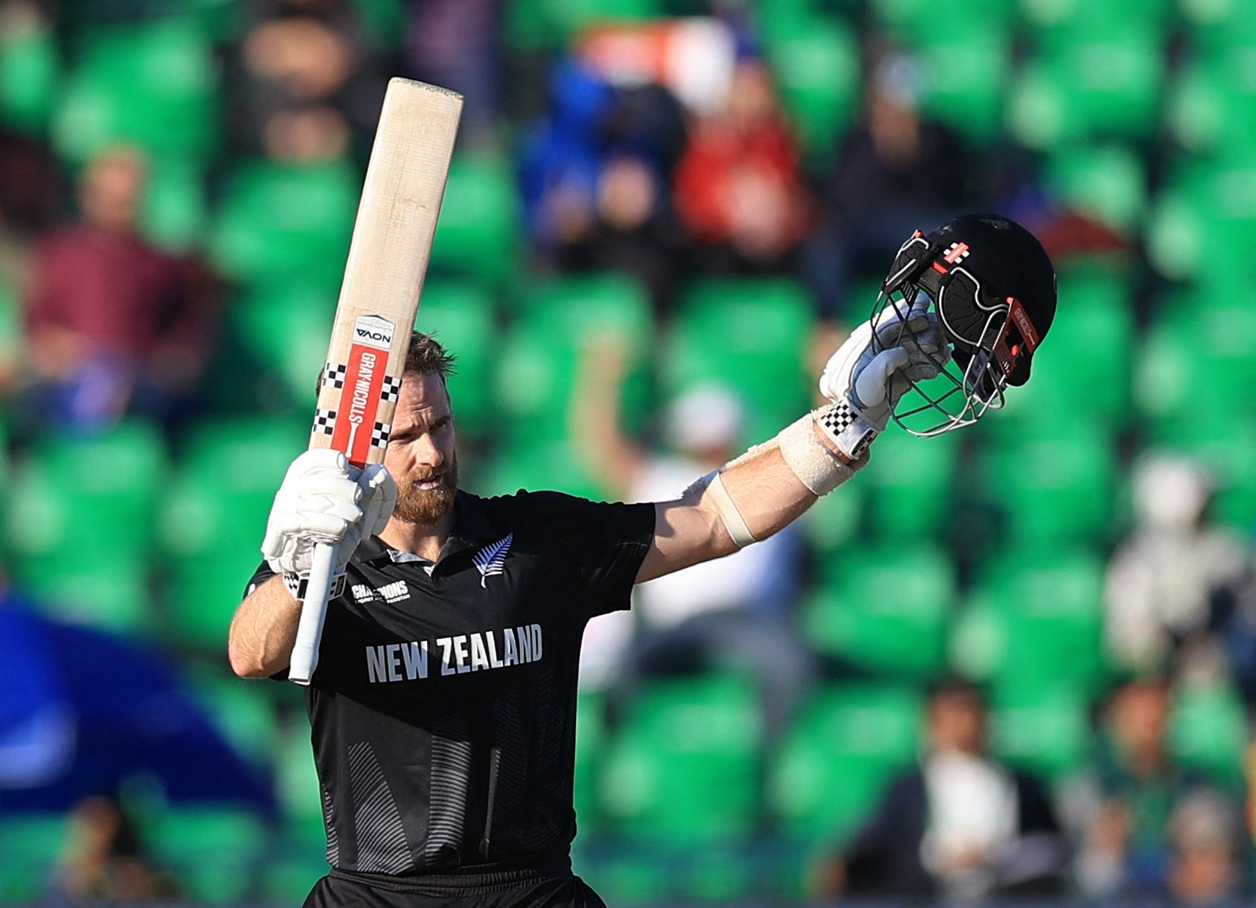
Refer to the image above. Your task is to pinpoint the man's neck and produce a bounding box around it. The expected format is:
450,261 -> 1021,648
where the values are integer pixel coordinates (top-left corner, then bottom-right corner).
380,514 -> 454,563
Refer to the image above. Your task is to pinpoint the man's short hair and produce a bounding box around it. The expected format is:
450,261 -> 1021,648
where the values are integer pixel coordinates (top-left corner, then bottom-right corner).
404,330 -> 457,383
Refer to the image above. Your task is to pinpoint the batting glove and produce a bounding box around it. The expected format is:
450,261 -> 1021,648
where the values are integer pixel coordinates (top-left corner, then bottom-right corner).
261,449 -> 397,586
816,297 -> 952,458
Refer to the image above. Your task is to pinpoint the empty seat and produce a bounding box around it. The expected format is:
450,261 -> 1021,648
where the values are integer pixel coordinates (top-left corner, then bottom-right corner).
661,277 -> 814,444
803,542 -> 956,680
598,671 -> 762,844
766,682 -> 923,844
953,547 -> 1109,693
209,158 -> 359,290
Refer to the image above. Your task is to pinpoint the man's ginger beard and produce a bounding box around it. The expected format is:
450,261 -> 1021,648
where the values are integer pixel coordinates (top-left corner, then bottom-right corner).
392,451 -> 459,525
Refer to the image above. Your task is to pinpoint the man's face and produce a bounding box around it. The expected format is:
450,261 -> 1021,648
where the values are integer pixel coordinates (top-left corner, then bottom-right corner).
383,371 -> 458,525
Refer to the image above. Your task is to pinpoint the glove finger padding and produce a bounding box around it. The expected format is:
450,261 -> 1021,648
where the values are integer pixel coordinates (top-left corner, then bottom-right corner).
358,464 -> 397,536
262,449 -> 367,577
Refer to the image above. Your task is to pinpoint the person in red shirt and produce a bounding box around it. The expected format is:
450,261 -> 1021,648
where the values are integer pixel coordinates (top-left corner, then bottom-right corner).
672,56 -> 812,276
19,144 -> 216,436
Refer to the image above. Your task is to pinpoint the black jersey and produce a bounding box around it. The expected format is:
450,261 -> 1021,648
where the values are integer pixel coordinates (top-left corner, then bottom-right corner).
247,489 -> 654,878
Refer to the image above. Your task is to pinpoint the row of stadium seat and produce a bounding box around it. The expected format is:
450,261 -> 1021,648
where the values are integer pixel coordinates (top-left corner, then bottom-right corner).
1,667 -> 1245,904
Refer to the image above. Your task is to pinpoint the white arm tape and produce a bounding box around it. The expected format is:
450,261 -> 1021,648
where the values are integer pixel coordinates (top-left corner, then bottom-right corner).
707,471 -> 758,548
777,411 -> 857,496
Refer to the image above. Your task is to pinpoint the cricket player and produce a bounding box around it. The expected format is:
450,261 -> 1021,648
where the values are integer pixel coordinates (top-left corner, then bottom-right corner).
230,214 -> 1057,907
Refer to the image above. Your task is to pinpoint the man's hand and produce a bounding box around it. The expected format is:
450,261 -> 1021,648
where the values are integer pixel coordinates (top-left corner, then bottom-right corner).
815,297 -> 951,458
261,449 -> 397,582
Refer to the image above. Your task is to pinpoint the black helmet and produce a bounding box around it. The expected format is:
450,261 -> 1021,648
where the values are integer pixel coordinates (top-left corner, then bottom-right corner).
872,213 -> 1058,436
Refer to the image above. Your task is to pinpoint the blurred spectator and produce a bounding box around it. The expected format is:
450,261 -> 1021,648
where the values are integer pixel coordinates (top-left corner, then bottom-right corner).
16,144 -> 218,438
549,149 -> 688,319
517,58 -> 616,253
571,335 -> 810,737
0,127 -> 60,394
671,55 -> 813,279
519,58 -> 689,301
1209,549 -> 1256,710
221,0 -> 388,163
813,678 -> 1069,902
1166,788 -> 1248,907
50,794 -> 177,903
1104,453 -> 1248,681
402,0 -> 504,150
801,46 -> 970,329
1066,675 -> 1233,901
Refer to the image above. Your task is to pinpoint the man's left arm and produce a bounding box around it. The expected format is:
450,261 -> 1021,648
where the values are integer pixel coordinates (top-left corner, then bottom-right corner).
637,300 -> 948,584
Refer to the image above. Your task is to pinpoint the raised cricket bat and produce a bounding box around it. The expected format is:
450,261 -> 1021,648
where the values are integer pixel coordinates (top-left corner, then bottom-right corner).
289,78 -> 463,685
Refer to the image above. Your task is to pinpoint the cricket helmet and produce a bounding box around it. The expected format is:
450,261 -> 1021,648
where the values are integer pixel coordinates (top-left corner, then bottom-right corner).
872,213 -> 1057,436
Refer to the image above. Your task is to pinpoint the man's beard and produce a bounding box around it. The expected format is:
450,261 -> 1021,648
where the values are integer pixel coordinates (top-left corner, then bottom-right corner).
392,453 -> 459,525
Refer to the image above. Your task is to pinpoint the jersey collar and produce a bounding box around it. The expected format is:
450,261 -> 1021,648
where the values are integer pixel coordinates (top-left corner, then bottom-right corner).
358,490 -> 500,567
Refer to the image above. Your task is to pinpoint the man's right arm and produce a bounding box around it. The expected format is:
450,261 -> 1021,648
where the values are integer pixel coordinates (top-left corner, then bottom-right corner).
228,575 -> 300,678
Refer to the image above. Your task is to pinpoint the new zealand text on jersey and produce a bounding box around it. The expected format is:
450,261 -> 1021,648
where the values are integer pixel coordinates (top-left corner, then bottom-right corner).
365,624 -> 544,683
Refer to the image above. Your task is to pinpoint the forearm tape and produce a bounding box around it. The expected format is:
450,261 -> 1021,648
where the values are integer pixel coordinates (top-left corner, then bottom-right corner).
777,410 -> 858,495
706,471 -> 757,548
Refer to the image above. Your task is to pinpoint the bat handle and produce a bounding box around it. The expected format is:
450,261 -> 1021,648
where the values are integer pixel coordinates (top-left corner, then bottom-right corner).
288,542 -> 337,686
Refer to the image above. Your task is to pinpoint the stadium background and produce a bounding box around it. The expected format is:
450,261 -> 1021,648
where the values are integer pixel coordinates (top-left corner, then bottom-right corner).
0,0 -> 1255,904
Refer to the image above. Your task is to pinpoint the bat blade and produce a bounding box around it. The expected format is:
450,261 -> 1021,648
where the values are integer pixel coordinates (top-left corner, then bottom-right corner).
289,78 -> 463,686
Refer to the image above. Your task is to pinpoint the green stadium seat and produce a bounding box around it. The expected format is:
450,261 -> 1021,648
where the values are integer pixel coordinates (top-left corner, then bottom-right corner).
598,671 -> 762,844
187,669 -> 282,770
50,18 -> 219,165
574,691 -> 607,837
952,547 -> 1109,693
145,805 -> 275,903
1147,156 -> 1256,287
1017,0 -> 1177,44
504,0 -> 663,53
989,682 -> 1092,785
766,682 -> 922,844
799,473 -> 866,556
1164,51 -> 1256,157
1178,0 -> 1256,54
913,25 -> 1014,146
0,12 -> 59,133
803,542 -> 955,680
5,419 -> 167,571
140,156 -> 210,254
208,158 -> 359,290
1006,28 -> 1167,149
1134,298 -> 1256,437
1170,681 -> 1249,789
229,280 -> 339,411
494,271 -> 654,446
274,718 -> 326,849
0,812 -> 70,902
761,15 -> 861,171
428,151 -> 521,288
16,553 -> 154,636
858,425 -> 960,542
414,279 -> 501,437
1044,142 -> 1150,237
661,277 -> 814,445
158,416 -> 307,651
977,421 -> 1119,548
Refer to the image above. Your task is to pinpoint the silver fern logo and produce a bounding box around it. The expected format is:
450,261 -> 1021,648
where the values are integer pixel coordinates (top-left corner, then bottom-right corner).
473,533 -> 513,588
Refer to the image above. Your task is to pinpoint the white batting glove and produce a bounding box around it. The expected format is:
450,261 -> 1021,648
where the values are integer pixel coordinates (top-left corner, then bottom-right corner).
261,450 -> 397,584
816,297 -> 952,458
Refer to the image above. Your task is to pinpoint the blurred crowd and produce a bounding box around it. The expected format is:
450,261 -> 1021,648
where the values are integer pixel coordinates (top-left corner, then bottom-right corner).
1,0 -> 1255,905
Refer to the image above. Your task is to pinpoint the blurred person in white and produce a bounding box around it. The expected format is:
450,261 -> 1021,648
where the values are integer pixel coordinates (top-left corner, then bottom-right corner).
1104,453 -> 1248,679
571,335 -> 811,738
813,678 -> 1068,901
